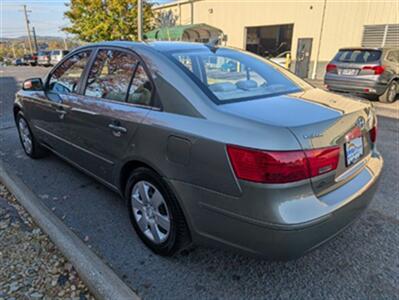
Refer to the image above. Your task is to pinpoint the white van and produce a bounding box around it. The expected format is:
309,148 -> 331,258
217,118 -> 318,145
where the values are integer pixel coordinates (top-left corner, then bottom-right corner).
50,50 -> 69,66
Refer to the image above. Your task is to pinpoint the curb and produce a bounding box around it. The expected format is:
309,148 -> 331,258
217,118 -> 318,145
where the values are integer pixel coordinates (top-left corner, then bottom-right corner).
0,161 -> 139,300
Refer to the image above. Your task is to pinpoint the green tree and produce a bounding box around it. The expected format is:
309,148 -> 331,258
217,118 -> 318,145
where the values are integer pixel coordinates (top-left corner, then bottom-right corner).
63,0 -> 155,42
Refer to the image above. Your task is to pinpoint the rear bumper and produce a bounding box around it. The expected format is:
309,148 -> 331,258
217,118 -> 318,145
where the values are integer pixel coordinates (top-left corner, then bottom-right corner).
324,75 -> 387,95
37,60 -> 50,65
169,152 -> 383,259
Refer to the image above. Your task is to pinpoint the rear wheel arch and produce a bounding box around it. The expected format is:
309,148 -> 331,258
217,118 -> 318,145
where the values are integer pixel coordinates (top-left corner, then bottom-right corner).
118,160 -> 160,194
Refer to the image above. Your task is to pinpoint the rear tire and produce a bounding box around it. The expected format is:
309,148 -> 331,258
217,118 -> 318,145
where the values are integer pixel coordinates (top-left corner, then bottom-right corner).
379,81 -> 397,103
16,113 -> 48,159
125,167 -> 191,256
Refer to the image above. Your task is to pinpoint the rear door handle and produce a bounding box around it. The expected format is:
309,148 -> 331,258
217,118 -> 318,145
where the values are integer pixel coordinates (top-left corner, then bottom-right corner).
55,107 -> 67,119
108,123 -> 127,134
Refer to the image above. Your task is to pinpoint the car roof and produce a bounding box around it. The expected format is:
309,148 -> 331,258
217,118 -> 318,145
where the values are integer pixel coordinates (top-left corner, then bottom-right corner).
72,41 -> 211,53
338,47 -> 383,51
338,47 -> 398,52
148,41 -> 211,52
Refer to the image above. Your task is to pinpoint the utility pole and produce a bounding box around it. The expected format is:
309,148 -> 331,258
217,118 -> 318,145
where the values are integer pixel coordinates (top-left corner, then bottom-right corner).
137,0 -> 143,41
311,0 -> 327,79
32,26 -> 39,53
63,37 -> 68,50
11,43 -> 17,59
190,0 -> 194,25
21,5 -> 34,55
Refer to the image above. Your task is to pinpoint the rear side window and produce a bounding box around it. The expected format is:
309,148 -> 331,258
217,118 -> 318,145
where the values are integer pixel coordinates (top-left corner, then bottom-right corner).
127,64 -> 153,106
333,50 -> 381,63
85,49 -> 139,102
386,50 -> 399,63
48,50 -> 92,95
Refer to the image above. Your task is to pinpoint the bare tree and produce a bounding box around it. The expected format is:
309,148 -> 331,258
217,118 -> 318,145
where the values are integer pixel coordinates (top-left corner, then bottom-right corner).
156,10 -> 178,28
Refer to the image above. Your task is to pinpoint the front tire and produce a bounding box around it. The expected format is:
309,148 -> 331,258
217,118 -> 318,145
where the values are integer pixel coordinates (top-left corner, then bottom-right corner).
125,167 -> 191,256
16,113 -> 47,159
379,81 -> 397,103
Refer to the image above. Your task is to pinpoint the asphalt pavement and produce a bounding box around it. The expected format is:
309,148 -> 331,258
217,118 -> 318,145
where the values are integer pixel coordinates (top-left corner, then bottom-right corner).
1,66 -> 398,299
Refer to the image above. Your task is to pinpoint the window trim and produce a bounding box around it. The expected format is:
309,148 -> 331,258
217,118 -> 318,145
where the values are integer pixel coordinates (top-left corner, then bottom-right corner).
81,46 -> 158,110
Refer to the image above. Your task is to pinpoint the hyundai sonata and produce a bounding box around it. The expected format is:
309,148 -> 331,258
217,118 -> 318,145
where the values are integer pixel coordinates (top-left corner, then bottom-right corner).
14,41 -> 383,259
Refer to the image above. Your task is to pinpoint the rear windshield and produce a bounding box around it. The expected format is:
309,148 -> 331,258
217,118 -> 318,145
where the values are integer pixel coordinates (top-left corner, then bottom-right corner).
334,50 -> 381,63
167,48 -> 303,104
51,50 -> 61,55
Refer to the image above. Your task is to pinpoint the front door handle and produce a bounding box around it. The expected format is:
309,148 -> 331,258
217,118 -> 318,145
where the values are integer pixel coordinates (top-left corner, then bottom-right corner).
108,123 -> 127,134
55,109 -> 67,114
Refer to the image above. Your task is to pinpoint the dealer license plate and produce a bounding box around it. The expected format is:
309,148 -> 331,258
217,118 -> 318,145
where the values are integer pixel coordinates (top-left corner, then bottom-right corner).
339,68 -> 359,76
345,137 -> 364,166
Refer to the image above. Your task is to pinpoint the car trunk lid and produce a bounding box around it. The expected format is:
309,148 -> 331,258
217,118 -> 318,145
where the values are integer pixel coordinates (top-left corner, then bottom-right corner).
220,88 -> 377,195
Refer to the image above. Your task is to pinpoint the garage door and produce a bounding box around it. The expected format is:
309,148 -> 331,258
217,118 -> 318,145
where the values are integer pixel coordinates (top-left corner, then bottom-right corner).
362,24 -> 399,48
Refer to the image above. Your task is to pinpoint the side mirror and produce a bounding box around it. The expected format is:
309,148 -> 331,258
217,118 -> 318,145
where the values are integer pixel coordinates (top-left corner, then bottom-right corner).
23,78 -> 44,91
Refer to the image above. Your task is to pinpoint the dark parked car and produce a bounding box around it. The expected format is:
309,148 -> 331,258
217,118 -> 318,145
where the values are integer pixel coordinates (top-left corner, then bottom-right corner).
37,51 -> 51,66
23,53 -> 38,66
13,58 -> 24,66
324,47 -> 399,103
14,42 -> 383,259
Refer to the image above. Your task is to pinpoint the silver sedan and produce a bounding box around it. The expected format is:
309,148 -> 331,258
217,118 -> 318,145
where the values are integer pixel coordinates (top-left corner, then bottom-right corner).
14,41 -> 383,259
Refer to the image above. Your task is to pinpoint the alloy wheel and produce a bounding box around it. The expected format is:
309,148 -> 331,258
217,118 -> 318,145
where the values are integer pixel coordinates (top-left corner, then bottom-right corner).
131,180 -> 171,244
18,118 -> 33,154
388,83 -> 397,102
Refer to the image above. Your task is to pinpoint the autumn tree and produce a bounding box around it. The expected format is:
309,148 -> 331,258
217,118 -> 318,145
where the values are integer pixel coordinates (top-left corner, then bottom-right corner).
63,0 -> 155,42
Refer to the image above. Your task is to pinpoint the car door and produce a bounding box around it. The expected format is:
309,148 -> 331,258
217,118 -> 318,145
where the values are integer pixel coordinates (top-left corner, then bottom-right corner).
60,47 -> 154,184
23,49 -> 93,154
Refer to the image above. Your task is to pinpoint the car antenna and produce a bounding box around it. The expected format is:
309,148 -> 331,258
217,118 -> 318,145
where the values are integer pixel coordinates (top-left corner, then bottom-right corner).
205,37 -> 220,53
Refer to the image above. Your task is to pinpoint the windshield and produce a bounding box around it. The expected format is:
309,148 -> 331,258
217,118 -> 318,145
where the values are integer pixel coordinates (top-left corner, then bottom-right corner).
334,50 -> 381,63
168,48 -> 303,104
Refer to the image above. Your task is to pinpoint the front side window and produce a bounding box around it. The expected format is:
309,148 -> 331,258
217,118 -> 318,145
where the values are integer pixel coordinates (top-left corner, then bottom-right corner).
48,50 -> 91,95
170,48 -> 302,103
85,49 -> 138,102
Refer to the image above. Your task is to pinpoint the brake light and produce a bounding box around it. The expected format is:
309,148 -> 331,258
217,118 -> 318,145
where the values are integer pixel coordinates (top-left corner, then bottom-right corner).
326,63 -> 337,73
362,65 -> 385,75
305,147 -> 340,177
226,145 -> 340,184
369,126 -> 377,143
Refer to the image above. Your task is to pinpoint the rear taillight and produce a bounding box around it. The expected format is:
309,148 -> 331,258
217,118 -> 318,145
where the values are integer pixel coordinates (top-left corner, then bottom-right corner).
305,147 -> 340,177
326,63 -> 337,73
369,126 -> 377,143
226,145 -> 340,184
362,65 -> 385,75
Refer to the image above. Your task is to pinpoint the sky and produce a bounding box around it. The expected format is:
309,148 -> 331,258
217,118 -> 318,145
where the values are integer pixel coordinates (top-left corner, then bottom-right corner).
0,0 -> 173,38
